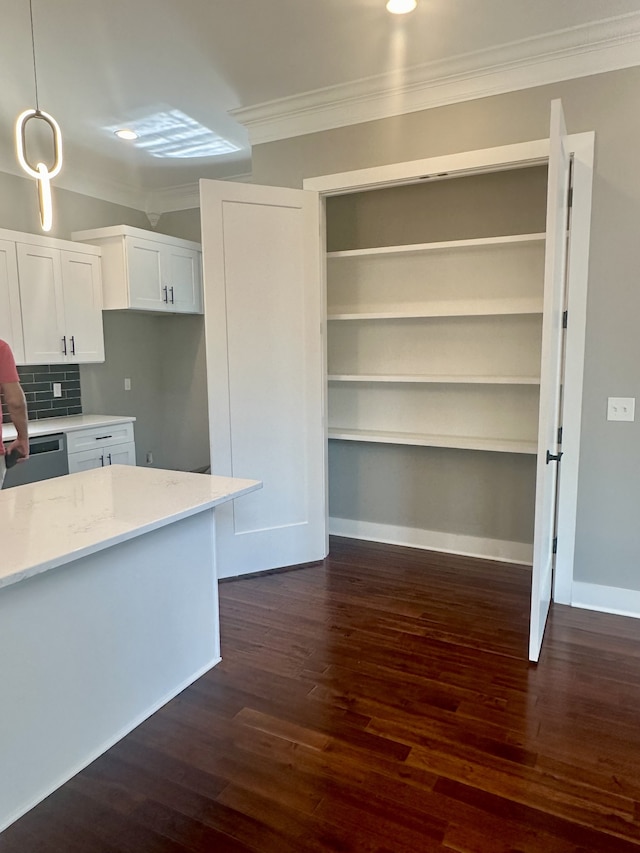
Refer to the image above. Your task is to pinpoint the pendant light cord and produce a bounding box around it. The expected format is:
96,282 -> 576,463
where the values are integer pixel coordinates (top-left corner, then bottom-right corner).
29,0 -> 40,112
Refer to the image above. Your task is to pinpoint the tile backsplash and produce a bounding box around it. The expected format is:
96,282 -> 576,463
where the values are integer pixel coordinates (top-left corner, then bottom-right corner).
2,364 -> 82,421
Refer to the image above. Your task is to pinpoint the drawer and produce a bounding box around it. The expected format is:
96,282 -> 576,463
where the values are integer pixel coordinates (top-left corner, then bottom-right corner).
66,422 -> 134,453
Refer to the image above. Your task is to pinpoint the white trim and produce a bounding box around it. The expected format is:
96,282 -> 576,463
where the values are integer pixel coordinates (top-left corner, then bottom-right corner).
304,140 -> 550,194
553,132 -> 595,605
571,582 -> 640,619
327,232 -> 546,258
329,517 -> 532,566
0,657 -> 220,833
310,131 -> 591,597
234,12 -> 640,145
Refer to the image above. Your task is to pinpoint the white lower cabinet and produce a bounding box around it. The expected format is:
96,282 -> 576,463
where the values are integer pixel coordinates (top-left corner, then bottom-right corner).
67,422 -> 136,473
68,442 -> 136,473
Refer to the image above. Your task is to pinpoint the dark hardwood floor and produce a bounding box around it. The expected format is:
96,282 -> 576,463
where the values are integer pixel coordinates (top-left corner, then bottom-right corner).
4,536 -> 640,852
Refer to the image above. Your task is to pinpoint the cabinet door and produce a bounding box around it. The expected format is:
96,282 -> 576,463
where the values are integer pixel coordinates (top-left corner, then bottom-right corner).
105,441 -> 136,466
201,179 -> 326,578
0,240 -> 25,363
61,251 -> 105,362
125,237 -> 167,311
68,447 -> 105,474
164,245 -> 202,313
17,243 -> 67,364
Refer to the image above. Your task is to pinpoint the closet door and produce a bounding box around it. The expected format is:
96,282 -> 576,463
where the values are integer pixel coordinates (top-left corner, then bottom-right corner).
530,99 -> 571,662
200,180 -> 326,578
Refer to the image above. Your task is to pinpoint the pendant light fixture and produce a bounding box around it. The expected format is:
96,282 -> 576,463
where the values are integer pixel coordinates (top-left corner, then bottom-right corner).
15,0 -> 63,232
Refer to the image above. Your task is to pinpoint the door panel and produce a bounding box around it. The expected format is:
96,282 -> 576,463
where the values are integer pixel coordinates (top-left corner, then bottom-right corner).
200,180 -> 326,578
125,237 -> 165,310
17,243 -> 66,364
166,246 -> 201,313
0,240 -> 24,363
61,251 -> 105,362
530,99 -> 571,662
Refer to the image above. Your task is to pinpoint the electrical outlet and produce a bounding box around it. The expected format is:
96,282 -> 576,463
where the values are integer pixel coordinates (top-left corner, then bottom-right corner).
146,451 -> 153,465
124,377 -> 131,391
607,397 -> 635,422
52,382 -> 62,398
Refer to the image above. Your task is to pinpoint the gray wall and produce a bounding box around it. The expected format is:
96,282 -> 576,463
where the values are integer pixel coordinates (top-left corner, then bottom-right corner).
324,168 -> 547,546
251,65 -> 640,592
1,175 -> 210,472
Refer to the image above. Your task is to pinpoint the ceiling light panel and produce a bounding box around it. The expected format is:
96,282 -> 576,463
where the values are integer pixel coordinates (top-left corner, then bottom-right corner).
106,110 -> 240,159
386,0 -> 417,13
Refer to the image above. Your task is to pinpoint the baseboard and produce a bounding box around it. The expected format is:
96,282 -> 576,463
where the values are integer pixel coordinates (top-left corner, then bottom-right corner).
571,582 -> 640,619
329,517 -> 533,565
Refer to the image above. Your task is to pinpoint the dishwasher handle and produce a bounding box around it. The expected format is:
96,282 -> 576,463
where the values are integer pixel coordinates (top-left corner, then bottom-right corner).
28,434 -> 66,455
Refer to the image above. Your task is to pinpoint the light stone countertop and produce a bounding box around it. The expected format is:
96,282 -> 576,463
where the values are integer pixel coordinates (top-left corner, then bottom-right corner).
1,414 -> 136,442
0,465 -> 261,590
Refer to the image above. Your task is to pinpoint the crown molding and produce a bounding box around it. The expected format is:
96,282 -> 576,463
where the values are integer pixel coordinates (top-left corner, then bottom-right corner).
144,172 -> 252,216
231,11 -> 640,145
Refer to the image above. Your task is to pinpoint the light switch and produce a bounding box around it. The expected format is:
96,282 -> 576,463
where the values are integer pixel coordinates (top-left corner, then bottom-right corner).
52,382 -> 62,398
124,378 -> 131,391
607,397 -> 635,422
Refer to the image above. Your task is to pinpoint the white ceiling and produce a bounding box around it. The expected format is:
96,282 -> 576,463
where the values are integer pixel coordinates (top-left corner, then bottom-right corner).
2,0 -> 640,212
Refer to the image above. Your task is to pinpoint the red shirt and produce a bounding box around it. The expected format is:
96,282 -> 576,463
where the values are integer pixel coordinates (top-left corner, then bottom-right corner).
0,339 -> 20,455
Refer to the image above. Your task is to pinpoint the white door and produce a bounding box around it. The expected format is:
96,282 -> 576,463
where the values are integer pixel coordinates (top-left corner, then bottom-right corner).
17,243 -> 67,364
60,251 -> 105,362
200,180 -> 327,578
530,100 -> 571,662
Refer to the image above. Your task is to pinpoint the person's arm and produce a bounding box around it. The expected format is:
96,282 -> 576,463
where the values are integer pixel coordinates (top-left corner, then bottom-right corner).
2,382 -> 29,460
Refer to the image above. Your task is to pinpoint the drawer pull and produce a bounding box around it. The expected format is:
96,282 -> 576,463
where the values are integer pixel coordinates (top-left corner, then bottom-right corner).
95,435 -> 113,441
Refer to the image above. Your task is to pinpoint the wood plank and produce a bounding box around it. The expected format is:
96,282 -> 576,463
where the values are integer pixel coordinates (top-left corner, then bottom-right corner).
5,537 -> 640,850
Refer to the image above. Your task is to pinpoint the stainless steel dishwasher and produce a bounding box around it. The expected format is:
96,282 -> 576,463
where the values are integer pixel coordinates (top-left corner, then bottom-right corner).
3,433 -> 69,488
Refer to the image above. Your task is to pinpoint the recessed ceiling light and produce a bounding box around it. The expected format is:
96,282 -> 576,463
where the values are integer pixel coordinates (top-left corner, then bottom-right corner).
386,0 -> 417,13
114,129 -> 138,141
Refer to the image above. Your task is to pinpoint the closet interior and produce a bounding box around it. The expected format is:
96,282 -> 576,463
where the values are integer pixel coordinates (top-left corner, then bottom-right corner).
325,165 -> 549,563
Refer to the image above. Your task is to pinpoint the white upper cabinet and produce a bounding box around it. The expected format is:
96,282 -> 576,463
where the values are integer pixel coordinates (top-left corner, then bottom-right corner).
17,243 -> 105,365
0,229 -> 104,366
0,239 -> 25,363
72,225 -> 203,315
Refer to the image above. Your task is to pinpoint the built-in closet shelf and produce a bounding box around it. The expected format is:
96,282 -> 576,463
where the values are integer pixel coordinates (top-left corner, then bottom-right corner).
328,428 -> 537,455
326,232 -> 546,259
328,374 -> 541,386
327,302 -> 543,321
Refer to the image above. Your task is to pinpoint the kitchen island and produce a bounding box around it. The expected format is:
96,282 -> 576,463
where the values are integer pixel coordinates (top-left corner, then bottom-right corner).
0,465 -> 261,832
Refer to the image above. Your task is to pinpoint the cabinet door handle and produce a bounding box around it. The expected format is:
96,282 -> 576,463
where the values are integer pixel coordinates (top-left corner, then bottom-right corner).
107,453 -> 112,465
163,285 -> 168,303
70,335 -> 76,355
100,454 -> 105,467
169,286 -> 174,304
62,335 -> 67,355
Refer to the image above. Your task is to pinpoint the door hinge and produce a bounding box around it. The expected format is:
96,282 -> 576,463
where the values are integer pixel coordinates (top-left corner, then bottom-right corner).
552,537 -> 558,555
562,310 -> 568,329
557,426 -> 563,445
